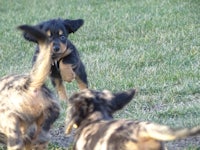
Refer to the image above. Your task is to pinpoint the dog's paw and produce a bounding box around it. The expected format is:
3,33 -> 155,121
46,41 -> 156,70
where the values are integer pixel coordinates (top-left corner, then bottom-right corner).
59,63 -> 76,82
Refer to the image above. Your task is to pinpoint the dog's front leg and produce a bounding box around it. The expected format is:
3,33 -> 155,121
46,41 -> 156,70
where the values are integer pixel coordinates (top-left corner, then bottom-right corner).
59,61 -> 76,83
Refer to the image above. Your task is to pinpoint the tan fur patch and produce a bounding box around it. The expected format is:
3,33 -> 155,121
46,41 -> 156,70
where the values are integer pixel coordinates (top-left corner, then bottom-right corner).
58,30 -> 63,36
125,141 -> 138,150
101,90 -> 114,101
75,76 -> 88,90
46,30 -> 51,37
59,62 -> 75,82
138,138 -> 161,150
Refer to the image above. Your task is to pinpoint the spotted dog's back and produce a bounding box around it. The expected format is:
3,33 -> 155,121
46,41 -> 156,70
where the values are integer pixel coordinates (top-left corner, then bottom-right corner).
0,25 -> 60,150
65,89 -> 200,150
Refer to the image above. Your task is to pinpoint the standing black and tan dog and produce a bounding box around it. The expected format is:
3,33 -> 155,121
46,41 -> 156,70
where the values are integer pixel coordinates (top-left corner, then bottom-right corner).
0,25 -> 60,150
65,89 -> 200,150
23,18 -> 88,100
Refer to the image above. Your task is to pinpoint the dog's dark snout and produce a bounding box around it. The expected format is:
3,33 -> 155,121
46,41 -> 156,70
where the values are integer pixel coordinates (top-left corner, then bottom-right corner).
53,45 -> 60,52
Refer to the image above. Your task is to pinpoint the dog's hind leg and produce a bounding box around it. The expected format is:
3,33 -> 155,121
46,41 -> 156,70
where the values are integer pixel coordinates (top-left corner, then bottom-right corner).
6,116 -> 24,150
75,61 -> 88,90
75,76 -> 88,90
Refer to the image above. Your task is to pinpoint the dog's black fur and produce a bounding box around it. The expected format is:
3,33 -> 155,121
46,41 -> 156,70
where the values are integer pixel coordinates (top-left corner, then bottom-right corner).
23,18 -> 88,100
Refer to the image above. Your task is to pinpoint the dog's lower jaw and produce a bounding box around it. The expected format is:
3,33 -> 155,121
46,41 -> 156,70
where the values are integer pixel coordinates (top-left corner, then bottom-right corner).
52,48 -> 72,62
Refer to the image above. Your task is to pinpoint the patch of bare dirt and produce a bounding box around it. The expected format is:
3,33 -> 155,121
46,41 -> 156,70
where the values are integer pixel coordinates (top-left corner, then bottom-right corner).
166,136 -> 200,150
50,126 -> 74,148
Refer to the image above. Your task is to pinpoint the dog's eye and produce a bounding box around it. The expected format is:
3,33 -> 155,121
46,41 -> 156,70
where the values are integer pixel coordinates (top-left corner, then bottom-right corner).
60,35 -> 66,41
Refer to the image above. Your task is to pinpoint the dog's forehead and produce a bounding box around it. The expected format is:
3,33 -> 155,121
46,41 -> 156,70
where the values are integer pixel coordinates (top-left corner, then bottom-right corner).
69,89 -> 93,104
42,20 -> 66,35
79,89 -> 114,100
70,89 -> 114,107
79,89 -> 95,99
100,90 -> 114,100
79,89 -> 110,98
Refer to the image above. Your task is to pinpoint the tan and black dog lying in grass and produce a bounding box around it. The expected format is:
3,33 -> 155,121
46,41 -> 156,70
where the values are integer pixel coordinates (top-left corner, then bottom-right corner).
0,25 -> 60,150
65,89 -> 200,150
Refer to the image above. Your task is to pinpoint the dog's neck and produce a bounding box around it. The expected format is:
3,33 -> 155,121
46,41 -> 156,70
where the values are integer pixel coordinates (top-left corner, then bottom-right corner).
51,48 -> 72,62
78,111 -> 113,129
51,48 -> 73,71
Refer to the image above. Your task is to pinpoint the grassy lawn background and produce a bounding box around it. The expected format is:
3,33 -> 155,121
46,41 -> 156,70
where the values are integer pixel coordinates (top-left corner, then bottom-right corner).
0,0 -> 199,149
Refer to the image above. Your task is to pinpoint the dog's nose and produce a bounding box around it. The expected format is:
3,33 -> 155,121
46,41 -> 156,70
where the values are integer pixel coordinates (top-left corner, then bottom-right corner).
53,45 -> 60,53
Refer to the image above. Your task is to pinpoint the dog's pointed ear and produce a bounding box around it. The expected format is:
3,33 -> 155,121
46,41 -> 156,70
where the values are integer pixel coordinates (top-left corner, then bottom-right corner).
108,89 -> 136,112
18,25 -> 48,44
23,23 -> 44,43
63,19 -> 84,34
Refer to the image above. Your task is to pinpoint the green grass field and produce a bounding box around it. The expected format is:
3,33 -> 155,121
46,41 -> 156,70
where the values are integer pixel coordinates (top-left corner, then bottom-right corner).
0,0 -> 200,149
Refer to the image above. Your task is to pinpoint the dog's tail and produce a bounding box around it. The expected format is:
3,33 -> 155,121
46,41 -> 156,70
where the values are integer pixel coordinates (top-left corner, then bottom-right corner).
139,122 -> 200,141
18,25 -> 52,89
